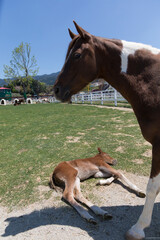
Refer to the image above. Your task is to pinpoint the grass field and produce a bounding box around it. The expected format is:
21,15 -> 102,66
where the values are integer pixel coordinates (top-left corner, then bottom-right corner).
0,103 -> 151,208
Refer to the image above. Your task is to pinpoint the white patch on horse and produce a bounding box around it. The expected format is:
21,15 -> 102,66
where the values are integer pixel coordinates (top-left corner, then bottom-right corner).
121,40 -> 160,73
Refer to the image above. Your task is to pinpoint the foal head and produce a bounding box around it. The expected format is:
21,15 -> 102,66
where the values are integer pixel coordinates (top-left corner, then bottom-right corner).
54,21 -> 99,102
97,148 -> 117,166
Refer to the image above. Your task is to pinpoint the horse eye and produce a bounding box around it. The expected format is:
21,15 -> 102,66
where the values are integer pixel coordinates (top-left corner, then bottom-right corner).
74,53 -> 81,59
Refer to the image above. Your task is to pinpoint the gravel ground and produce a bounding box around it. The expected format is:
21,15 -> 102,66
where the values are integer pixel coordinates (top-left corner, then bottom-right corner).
0,171 -> 160,240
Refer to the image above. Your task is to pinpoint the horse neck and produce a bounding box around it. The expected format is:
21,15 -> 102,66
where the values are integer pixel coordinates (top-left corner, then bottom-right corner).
95,37 -> 159,105
95,37 -> 126,92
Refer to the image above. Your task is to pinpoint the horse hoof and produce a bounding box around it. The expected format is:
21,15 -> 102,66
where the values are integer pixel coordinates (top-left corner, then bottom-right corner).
125,228 -> 145,240
89,218 -> 97,225
138,192 -> 146,198
103,213 -> 113,220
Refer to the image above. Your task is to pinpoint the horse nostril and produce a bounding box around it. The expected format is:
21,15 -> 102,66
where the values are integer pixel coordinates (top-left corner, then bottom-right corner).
113,159 -> 117,165
64,90 -> 70,98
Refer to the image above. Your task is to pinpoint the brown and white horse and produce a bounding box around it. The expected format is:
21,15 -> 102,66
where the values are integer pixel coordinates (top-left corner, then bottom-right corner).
53,21 -> 160,240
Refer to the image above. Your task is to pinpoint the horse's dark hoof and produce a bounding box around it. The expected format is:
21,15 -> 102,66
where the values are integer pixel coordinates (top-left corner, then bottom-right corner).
89,218 -> 97,225
103,213 -> 113,220
138,192 -> 146,198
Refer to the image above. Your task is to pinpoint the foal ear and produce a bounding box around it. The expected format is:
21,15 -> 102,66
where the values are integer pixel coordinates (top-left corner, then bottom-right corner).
98,147 -> 102,154
68,28 -> 76,39
73,21 -> 91,40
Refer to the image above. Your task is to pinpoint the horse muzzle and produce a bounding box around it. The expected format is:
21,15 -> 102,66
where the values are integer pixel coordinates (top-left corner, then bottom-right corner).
108,159 -> 117,166
54,85 -> 71,102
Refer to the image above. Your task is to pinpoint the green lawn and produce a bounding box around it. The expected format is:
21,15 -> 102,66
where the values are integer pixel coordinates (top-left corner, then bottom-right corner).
0,103 -> 151,208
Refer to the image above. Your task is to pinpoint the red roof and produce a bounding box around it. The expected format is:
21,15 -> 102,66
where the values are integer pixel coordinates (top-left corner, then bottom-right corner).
0,87 -> 10,90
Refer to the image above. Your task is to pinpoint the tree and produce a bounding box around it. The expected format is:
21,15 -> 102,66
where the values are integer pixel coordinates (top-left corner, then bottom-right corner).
3,42 -> 39,99
4,78 -> 47,96
30,79 -> 46,96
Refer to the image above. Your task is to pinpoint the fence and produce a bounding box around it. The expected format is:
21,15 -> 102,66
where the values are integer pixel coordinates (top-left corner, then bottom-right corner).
0,88 -> 127,106
71,88 -> 127,106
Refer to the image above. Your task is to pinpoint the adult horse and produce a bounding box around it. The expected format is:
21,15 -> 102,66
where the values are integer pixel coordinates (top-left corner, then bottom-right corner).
53,21 -> 160,240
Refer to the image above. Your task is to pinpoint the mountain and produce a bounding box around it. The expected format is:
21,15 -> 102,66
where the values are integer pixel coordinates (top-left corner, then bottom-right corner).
34,72 -> 60,85
0,72 -> 60,87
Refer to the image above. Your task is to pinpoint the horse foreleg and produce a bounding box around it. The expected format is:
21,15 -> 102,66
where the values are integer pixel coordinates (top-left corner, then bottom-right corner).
126,143 -> 160,240
126,174 -> 160,240
97,176 -> 116,185
94,171 -> 115,185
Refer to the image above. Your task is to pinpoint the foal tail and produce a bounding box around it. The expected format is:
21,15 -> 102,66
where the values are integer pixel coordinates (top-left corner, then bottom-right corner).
49,173 -> 63,192
49,173 -> 58,191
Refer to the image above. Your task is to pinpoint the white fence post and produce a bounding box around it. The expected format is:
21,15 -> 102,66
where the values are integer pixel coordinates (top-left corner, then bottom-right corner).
90,92 -> 92,104
82,94 -> 84,104
101,91 -> 103,105
114,89 -> 117,107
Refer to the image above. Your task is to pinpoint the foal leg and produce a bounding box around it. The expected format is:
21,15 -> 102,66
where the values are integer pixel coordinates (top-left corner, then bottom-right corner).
94,171 -> 116,185
62,177 -> 97,224
99,163 -> 145,197
74,177 -> 112,219
126,144 -> 160,240
116,172 -> 145,198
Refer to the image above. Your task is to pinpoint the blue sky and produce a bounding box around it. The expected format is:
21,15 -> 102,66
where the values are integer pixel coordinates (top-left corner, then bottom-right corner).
0,0 -> 160,79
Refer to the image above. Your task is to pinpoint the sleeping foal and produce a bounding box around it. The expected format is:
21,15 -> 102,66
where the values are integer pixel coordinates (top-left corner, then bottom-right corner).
49,148 -> 145,224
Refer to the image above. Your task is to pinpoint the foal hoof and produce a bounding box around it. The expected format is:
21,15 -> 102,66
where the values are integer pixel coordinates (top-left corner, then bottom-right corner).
89,218 -> 97,225
103,213 -> 113,220
138,192 -> 146,198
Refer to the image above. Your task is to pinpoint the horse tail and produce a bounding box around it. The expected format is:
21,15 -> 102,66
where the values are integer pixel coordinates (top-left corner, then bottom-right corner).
49,173 -> 63,192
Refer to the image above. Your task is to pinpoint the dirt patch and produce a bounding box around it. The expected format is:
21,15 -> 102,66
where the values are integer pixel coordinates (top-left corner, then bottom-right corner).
37,185 -> 49,200
132,159 -> 144,165
111,117 -> 122,123
0,171 -> 160,240
36,135 -> 49,140
115,146 -> 124,153
113,133 -> 134,138
86,127 -> 96,131
77,132 -> 86,136
126,124 -> 138,127
142,149 -> 152,158
17,149 -> 28,155
83,104 -> 133,112
144,141 -> 151,146
66,136 -> 81,143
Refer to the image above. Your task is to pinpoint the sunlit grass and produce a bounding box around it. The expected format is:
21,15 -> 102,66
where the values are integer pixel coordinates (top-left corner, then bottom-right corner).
0,103 -> 151,208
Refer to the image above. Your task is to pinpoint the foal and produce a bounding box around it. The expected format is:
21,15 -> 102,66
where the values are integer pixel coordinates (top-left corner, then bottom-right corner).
49,148 -> 145,224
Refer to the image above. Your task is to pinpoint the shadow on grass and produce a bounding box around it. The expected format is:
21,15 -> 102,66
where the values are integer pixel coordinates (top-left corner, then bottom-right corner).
2,202 -> 160,240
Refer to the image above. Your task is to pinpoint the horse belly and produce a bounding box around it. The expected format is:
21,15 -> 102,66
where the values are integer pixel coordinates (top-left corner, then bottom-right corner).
77,167 -> 98,181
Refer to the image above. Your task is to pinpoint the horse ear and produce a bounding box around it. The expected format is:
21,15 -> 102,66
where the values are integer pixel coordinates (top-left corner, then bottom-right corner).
68,28 -> 76,39
73,21 -> 91,40
98,148 -> 102,154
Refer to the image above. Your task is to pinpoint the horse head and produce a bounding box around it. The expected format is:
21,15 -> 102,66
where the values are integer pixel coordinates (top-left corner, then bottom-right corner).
97,147 -> 117,166
54,21 -> 99,102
